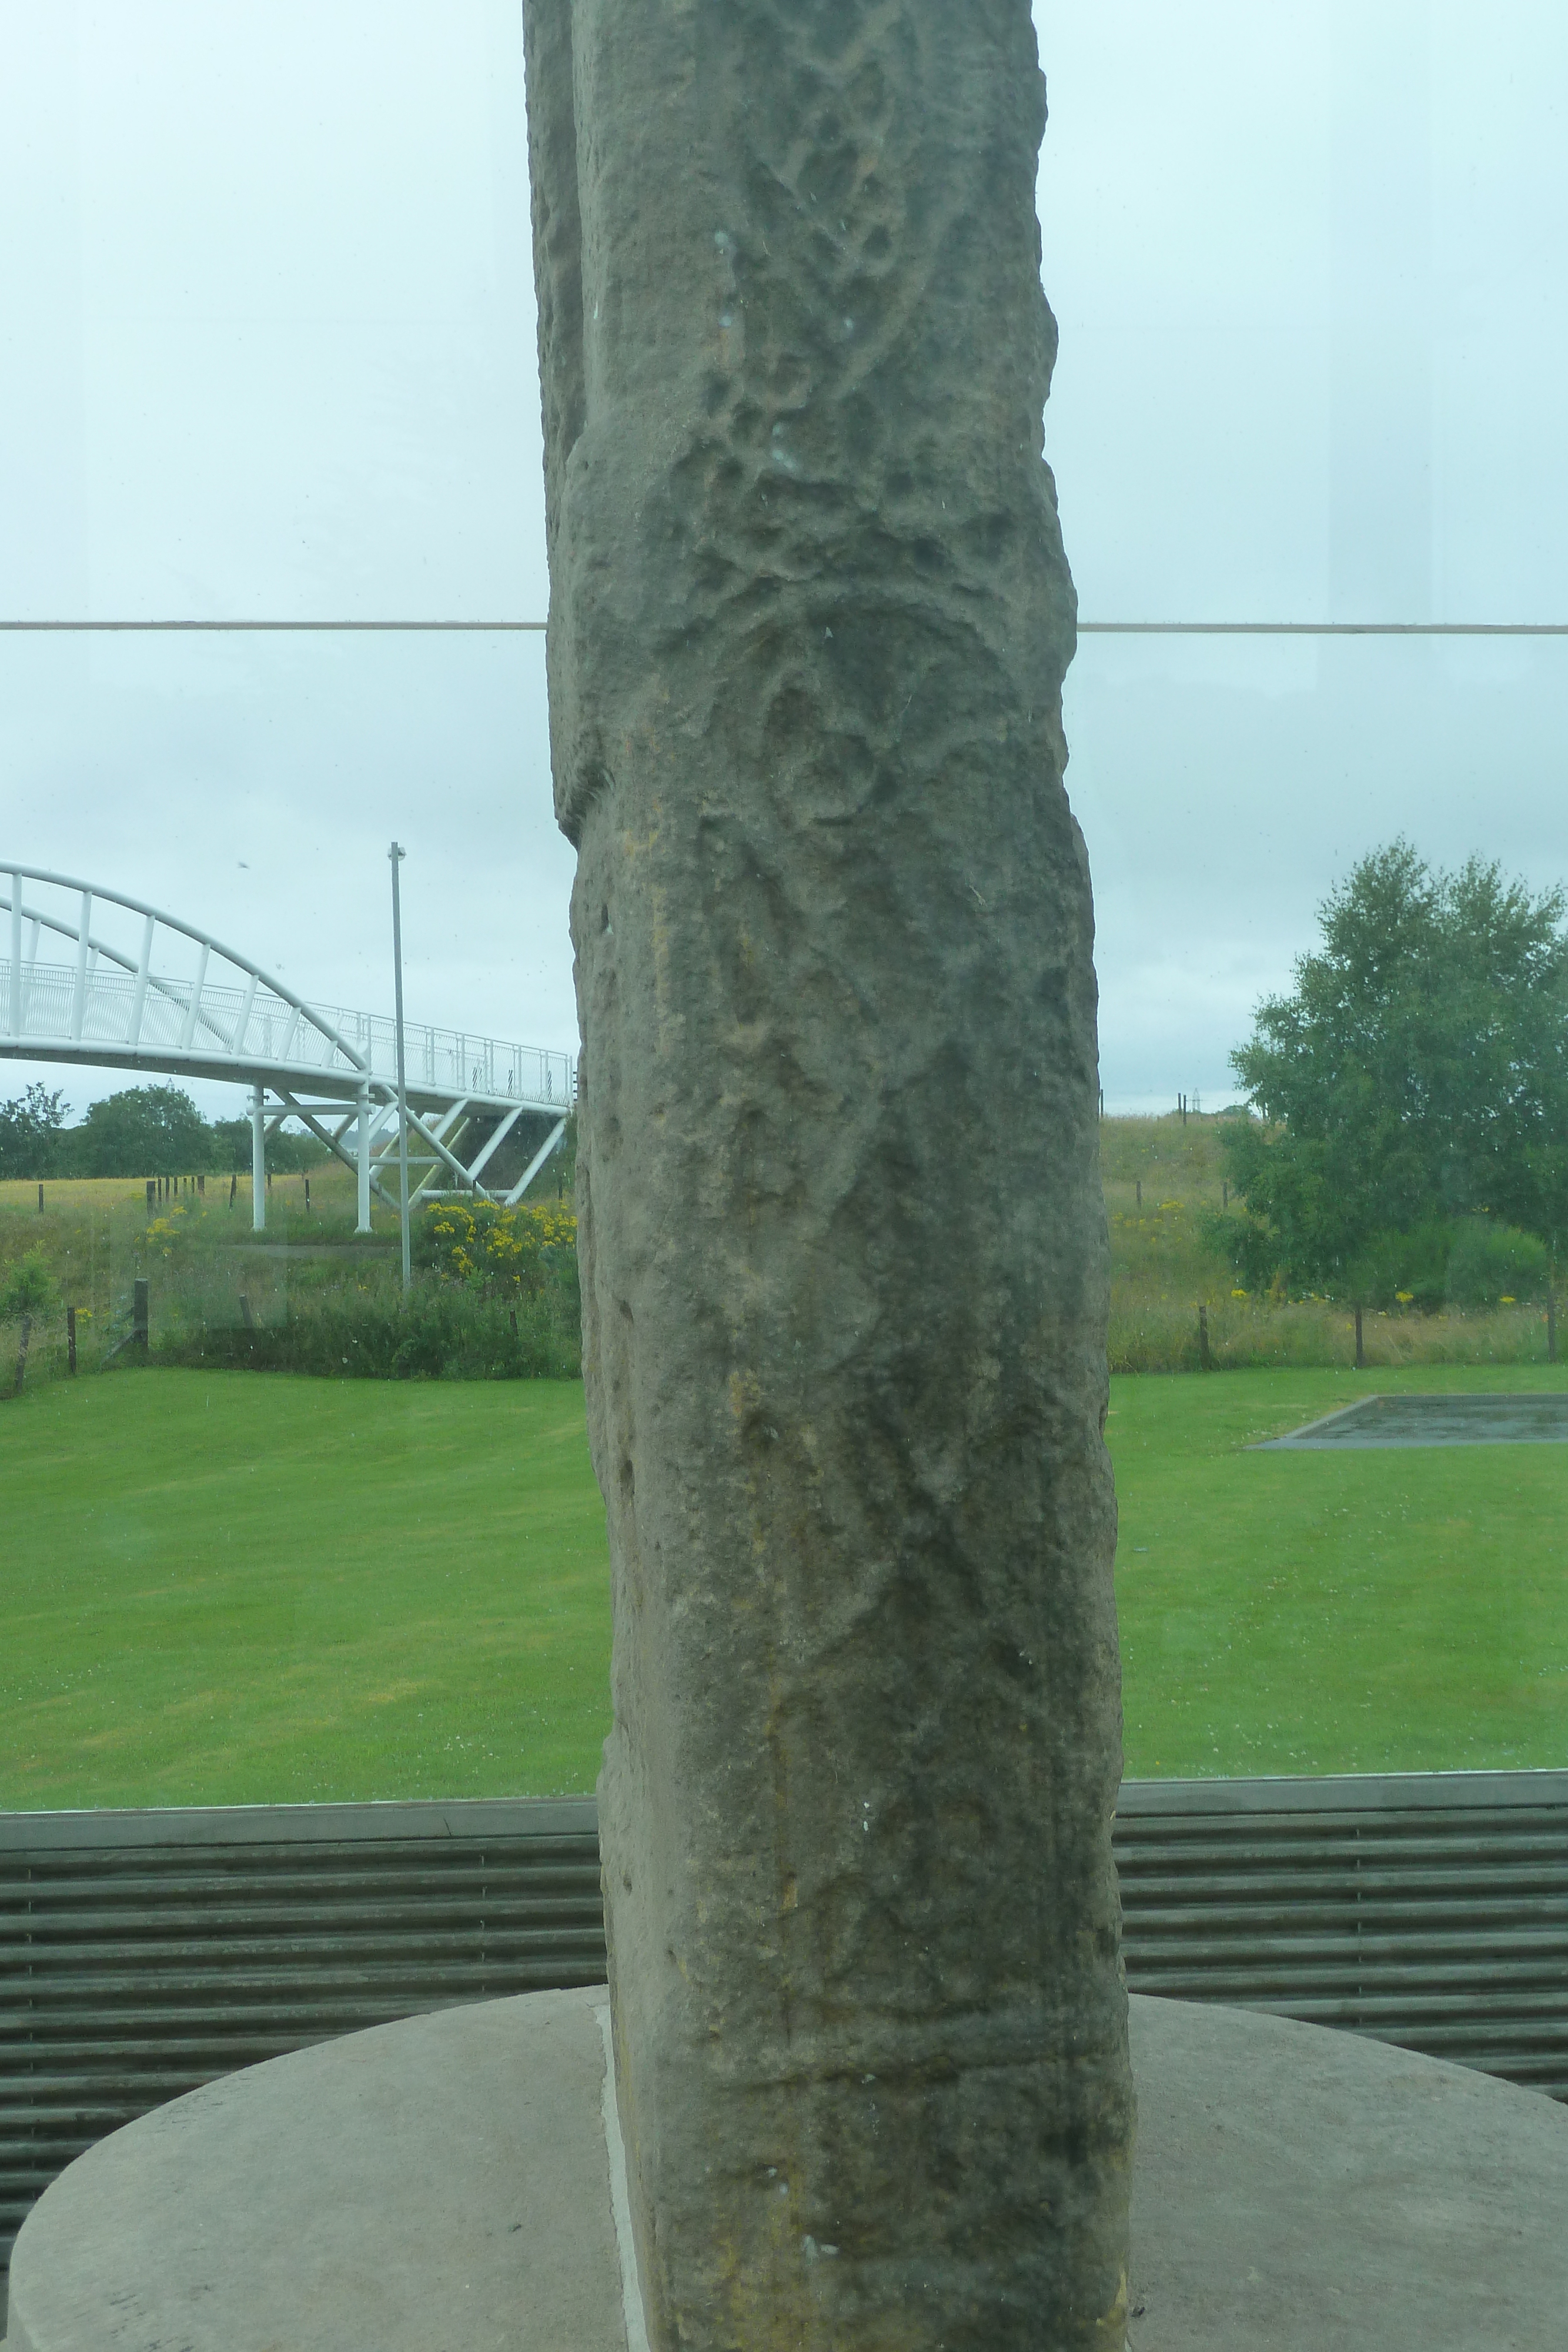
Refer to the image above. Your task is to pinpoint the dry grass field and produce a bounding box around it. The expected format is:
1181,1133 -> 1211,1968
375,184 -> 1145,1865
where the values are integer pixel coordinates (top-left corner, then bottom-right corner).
0,1119 -> 1556,1388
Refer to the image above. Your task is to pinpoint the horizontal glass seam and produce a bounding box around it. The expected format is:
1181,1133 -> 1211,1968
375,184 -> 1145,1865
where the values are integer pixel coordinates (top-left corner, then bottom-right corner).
2,620 -> 1566,636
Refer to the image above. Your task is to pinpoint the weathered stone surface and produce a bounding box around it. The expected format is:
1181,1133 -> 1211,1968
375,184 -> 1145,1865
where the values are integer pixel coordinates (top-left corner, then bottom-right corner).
525,6 -> 1132,2346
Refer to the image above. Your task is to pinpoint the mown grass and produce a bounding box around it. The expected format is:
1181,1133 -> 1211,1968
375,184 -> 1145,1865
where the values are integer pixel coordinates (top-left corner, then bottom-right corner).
0,1369 -> 611,1810
1114,1361 -> 1568,1778
4,1361 -> 1567,1810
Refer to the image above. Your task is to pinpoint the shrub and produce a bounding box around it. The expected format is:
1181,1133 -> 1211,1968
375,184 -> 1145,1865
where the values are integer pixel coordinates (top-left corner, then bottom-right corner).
415,1200 -> 577,1298
1212,1205 -> 1492,1315
1204,1200 -> 1280,1294
0,1248 -> 60,1322
1,1248 -> 60,1393
1446,1218 -> 1551,1309
1346,1221 -> 1452,1314
153,1275 -> 581,1382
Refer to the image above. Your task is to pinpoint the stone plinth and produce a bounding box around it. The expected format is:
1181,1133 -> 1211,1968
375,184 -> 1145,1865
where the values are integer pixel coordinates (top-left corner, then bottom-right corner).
8,1993 -> 1568,2352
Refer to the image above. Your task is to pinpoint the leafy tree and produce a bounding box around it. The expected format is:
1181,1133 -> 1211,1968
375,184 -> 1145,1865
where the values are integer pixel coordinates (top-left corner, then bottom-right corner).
1,1248 -> 59,1392
62,1085 -> 219,1178
1224,843 -> 1568,1292
208,1118 -> 326,1174
0,1084 -> 71,1179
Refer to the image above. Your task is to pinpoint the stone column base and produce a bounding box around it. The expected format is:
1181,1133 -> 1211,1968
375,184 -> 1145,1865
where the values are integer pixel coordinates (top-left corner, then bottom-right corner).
8,1989 -> 1568,2351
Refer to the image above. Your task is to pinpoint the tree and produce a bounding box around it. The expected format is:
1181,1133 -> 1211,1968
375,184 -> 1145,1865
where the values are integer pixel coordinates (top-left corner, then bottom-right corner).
0,1084 -> 70,1179
208,1117 -> 326,1174
1224,843 -> 1568,1292
63,1085 -> 219,1178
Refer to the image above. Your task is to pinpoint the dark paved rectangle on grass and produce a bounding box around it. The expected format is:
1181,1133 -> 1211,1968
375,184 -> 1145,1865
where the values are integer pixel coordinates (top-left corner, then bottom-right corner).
1256,1393 -> 1568,1449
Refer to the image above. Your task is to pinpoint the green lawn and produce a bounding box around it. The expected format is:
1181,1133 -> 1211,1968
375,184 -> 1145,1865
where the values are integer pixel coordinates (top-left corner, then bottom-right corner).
0,1369 -> 611,1810
1114,1362 -> 1568,1778
4,1362 -> 1567,1812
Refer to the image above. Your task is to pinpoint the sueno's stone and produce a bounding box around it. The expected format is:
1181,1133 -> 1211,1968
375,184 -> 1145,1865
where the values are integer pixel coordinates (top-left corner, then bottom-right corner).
524,6 -> 1131,2347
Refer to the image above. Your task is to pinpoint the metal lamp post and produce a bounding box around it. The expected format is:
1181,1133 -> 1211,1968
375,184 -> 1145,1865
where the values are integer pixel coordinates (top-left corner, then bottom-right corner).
389,842 -> 411,1291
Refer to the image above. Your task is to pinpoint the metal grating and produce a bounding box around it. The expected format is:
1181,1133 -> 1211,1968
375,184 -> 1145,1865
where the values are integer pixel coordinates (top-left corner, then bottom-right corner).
0,1798 -> 604,2277
4,1772 -> 1567,2281
1115,1772 -> 1568,2099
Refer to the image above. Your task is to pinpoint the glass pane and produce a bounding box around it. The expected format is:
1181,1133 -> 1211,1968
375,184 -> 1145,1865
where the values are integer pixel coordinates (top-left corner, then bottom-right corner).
1038,1 -> 1568,624
1,2 -> 1564,1814
1070,632 -> 1568,1111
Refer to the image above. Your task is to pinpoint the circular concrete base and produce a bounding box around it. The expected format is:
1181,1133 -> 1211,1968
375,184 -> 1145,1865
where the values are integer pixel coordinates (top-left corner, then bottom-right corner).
7,1989 -> 1568,2351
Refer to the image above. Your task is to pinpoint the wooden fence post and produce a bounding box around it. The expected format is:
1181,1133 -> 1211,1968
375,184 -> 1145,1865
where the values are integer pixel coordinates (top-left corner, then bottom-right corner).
132,1279 -> 149,1361
1355,1305 -> 1366,1369
1199,1302 -> 1212,1370
66,1306 -> 77,1376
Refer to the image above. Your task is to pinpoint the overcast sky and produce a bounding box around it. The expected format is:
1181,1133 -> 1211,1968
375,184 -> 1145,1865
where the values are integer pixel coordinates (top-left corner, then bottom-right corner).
2,0 -> 1564,1121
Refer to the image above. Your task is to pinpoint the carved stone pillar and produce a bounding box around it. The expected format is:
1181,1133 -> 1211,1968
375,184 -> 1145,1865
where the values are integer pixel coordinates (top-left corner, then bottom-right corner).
526,7 -> 1132,2344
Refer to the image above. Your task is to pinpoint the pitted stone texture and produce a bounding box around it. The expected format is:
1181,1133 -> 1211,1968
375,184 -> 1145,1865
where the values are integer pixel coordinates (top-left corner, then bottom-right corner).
526,7 -> 1131,2348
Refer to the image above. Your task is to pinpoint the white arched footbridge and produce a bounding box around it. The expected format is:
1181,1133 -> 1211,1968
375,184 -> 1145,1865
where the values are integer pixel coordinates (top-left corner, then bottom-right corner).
1,866 -> 576,1231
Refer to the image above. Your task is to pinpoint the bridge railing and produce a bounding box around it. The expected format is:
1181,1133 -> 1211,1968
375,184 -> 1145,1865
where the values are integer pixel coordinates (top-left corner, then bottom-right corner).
2,957 -> 358,1077
317,1004 -> 577,1108
2,957 -> 577,1108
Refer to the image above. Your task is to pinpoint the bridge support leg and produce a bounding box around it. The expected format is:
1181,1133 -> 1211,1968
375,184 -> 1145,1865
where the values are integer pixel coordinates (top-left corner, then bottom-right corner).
355,1086 -> 372,1234
250,1085 -> 266,1232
